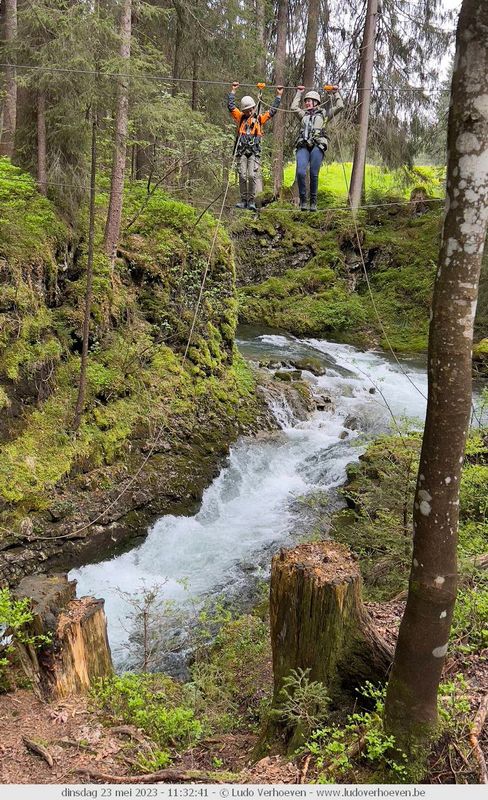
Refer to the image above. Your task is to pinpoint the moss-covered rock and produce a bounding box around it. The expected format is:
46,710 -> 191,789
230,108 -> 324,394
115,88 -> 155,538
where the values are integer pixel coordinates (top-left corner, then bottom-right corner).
0,165 -> 262,579
234,201 -> 488,353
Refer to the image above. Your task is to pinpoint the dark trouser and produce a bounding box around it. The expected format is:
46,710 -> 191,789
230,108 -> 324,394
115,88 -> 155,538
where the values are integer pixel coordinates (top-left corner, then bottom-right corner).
296,145 -> 324,200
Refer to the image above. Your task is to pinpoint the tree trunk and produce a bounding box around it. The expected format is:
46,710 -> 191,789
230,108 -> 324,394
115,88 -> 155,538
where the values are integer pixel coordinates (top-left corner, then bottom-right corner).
384,0 -> 488,753
172,3 -> 184,98
103,0 -> 131,262
135,139 -> 152,180
303,0 -> 319,89
255,0 -> 266,78
0,0 -> 17,159
37,90 -> 47,196
74,114 -> 97,431
272,0 -> 289,198
349,0 -> 378,212
266,542 -> 392,748
191,49 -> 199,110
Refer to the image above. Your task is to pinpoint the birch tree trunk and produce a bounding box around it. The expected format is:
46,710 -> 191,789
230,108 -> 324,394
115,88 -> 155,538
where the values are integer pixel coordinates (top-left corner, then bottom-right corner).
103,0 -> 131,262
303,0 -> 319,90
272,0 -> 288,198
384,0 -> 488,753
37,90 -> 47,196
0,0 -> 17,158
349,0 -> 378,211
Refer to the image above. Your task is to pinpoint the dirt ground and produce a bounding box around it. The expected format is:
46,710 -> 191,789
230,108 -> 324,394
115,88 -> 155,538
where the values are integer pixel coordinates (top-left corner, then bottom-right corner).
0,600 -> 486,786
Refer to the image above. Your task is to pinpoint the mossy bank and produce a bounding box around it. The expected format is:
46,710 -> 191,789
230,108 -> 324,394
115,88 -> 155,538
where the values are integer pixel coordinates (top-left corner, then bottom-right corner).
0,159 -> 267,582
233,201 -> 488,354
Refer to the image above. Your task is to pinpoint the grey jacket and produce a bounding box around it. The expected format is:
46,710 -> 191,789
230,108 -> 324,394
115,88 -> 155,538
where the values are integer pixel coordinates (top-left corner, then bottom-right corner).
291,89 -> 344,150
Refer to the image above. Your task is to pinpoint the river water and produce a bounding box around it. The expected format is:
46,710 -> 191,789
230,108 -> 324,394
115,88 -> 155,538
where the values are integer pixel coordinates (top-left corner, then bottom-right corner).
70,327 -> 483,672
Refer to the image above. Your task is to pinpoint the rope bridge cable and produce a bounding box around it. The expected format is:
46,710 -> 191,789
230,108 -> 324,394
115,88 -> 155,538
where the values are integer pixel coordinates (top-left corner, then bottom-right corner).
0,62 -> 446,94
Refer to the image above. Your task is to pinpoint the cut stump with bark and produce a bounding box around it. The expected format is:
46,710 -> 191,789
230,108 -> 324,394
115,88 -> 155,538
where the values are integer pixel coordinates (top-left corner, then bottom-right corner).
265,541 -> 393,749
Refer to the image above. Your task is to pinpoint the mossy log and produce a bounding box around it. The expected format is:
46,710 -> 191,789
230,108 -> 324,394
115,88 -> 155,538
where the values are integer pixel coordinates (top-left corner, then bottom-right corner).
266,541 -> 393,748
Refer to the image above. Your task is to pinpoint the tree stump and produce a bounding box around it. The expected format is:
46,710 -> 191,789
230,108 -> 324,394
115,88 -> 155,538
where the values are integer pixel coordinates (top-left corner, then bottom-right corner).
409,187 -> 430,216
266,541 -> 393,748
13,573 -> 113,699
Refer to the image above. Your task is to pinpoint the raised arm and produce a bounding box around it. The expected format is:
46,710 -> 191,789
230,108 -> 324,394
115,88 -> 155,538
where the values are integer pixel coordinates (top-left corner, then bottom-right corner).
325,88 -> 344,121
228,81 -> 242,123
259,86 -> 283,125
291,86 -> 306,119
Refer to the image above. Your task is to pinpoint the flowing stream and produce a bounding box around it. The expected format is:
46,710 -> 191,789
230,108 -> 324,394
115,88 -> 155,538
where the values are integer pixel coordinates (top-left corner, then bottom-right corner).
70,327 -> 483,673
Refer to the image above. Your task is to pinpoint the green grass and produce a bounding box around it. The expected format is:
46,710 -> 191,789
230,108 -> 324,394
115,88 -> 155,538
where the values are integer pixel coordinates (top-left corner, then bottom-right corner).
282,161 -> 446,205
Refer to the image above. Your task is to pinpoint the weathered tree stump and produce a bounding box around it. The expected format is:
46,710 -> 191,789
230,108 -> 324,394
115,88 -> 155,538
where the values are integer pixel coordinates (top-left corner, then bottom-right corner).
265,541 -> 393,749
13,573 -> 113,698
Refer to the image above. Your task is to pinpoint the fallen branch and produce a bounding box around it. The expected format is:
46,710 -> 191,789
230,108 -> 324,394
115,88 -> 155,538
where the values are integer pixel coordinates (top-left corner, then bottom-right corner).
22,736 -> 54,768
469,694 -> 488,784
76,767 -> 233,784
110,725 -> 152,746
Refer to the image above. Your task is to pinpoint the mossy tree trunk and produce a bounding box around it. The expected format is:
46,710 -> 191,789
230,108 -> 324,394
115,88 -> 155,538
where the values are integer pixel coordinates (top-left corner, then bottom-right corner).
384,0 -> 488,754
267,542 -> 392,749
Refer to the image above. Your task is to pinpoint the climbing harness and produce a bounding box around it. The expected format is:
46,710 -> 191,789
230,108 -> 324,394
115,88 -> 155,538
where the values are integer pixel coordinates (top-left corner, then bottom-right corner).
235,82 -> 266,157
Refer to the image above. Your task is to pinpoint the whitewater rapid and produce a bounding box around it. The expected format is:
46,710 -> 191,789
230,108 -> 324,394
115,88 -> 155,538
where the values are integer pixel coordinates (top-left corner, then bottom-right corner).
70,330 -> 434,671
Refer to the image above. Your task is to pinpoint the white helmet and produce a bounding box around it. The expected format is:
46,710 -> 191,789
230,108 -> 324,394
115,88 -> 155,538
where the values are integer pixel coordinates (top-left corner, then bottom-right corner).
240,95 -> 256,111
304,90 -> 321,104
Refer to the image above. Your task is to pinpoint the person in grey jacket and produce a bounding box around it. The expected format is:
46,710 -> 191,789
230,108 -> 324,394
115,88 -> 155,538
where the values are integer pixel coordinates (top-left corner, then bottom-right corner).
291,85 -> 344,211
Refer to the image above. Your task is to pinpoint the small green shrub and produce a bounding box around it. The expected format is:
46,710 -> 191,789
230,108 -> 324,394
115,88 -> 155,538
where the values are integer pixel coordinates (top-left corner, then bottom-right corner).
304,683 -> 408,783
93,672 -> 202,760
278,668 -> 331,737
0,587 -> 50,691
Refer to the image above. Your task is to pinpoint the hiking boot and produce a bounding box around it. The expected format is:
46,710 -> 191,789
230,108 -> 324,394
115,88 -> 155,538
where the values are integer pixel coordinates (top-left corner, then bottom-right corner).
309,197 -> 318,212
300,199 -> 309,212
235,200 -> 248,209
247,201 -> 257,212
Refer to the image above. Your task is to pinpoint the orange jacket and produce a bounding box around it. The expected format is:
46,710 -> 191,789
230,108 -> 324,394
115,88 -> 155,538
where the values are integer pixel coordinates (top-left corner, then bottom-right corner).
229,107 -> 273,137
227,93 -> 281,138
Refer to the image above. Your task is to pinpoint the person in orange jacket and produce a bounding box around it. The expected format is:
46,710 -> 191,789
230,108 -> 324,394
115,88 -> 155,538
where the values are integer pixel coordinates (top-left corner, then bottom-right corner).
228,81 -> 283,211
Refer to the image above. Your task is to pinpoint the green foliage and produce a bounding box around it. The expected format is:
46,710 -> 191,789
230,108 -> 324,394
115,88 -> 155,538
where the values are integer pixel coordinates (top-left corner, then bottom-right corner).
304,683 -> 408,783
189,612 -> 271,732
278,668 -> 330,737
93,672 -> 203,763
330,434 -> 421,601
0,587 -> 50,691
451,577 -> 488,654
322,429 -> 488,658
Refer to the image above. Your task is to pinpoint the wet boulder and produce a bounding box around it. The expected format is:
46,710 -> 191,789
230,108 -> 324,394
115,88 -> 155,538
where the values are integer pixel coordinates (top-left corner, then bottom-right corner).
290,357 -> 327,377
